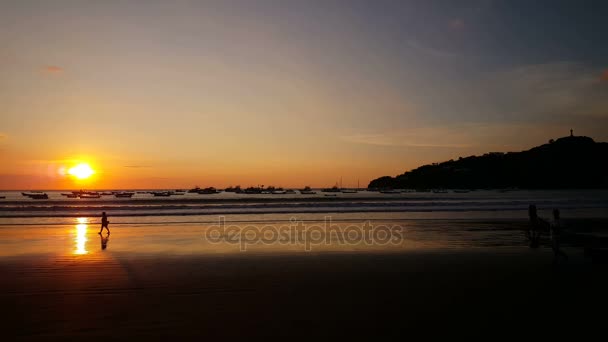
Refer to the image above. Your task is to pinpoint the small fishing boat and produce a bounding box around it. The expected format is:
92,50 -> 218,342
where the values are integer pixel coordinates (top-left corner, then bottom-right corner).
0,196 -> 5,199
453,190 -> 471,193
285,189 -> 296,194
324,194 -> 338,197
79,193 -> 101,199
299,186 -> 317,195
271,190 -> 286,194
115,192 -> 134,198
197,187 -> 220,194
100,192 -> 113,196
244,187 -> 263,194
188,186 -> 202,193
29,193 -> 49,199
322,185 -> 341,193
22,192 -> 45,197
152,191 -> 172,197
341,189 -> 357,193
432,189 -> 448,194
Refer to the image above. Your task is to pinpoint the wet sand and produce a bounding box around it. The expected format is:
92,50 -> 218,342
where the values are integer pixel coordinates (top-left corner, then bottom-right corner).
1,224 -> 607,339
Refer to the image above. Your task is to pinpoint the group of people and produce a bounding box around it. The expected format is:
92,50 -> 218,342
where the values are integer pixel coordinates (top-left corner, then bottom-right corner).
528,204 -> 568,263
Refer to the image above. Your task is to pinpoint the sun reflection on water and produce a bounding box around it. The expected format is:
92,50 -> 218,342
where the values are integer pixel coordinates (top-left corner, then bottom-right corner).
74,217 -> 88,255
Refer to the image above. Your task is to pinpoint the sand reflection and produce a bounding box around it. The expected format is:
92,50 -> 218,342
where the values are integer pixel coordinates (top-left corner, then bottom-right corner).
74,217 -> 88,255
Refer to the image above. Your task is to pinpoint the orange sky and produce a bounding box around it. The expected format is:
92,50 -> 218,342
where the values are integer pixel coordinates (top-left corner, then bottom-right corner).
1,1 -> 607,190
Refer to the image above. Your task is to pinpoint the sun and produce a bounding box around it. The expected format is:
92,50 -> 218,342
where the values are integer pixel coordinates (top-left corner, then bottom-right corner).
68,163 -> 95,179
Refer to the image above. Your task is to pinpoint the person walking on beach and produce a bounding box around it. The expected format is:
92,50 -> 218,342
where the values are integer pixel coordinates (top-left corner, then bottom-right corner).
550,209 -> 568,263
527,205 -> 544,248
99,212 -> 110,235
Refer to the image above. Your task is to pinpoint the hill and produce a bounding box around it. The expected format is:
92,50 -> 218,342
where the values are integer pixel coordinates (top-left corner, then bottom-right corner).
368,135 -> 608,189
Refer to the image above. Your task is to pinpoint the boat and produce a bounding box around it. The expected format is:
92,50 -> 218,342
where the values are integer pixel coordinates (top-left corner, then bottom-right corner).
0,196 -> 5,199
79,193 -> 101,199
432,189 -> 448,194
100,192 -> 113,196
299,186 -> 317,195
271,190 -> 287,194
115,192 -> 134,198
380,190 -> 400,194
27,193 -> 49,200
224,186 -> 242,193
341,189 -> 357,193
285,189 -> 296,194
188,186 -> 202,193
22,192 -> 45,197
197,187 -> 220,194
324,194 -> 338,197
152,191 -> 172,197
65,194 -> 79,198
401,189 -> 416,193
453,190 -> 471,193
321,185 -> 341,193
243,187 -> 263,194
170,191 -> 185,195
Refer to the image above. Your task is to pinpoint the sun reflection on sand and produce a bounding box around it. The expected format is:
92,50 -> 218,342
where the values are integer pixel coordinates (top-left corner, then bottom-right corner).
74,217 -> 88,255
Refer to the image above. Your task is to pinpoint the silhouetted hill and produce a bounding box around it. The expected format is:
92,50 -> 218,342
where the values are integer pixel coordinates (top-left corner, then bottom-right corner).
368,135 -> 608,189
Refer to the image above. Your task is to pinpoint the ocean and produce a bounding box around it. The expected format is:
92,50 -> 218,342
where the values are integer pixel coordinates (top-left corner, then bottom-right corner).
2,189 -> 607,226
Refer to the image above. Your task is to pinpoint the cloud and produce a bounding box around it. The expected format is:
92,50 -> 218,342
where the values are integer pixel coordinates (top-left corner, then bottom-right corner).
448,19 -> 465,30
424,62 -> 608,124
405,39 -> 461,59
42,65 -> 63,74
340,126 -> 475,149
482,62 -> 608,118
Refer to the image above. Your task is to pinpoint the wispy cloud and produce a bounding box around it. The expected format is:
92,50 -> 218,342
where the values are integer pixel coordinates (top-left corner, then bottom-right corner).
340,126 -> 475,149
42,65 -> 63,75
481,62 -> 608,118
405,39 -> 461,59
448,19 -> 465,30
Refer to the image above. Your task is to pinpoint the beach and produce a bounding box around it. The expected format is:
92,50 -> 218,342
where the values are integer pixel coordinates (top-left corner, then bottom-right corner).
2,219 -> 607,339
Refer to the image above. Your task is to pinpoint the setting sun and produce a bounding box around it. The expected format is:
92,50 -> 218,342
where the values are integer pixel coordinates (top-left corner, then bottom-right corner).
68,163 -> 95,179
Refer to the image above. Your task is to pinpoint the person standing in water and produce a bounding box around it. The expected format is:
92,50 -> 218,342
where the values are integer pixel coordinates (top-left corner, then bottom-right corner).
550,209 -> 568,263
99,212 -> 110,234
527,205 -> 543,248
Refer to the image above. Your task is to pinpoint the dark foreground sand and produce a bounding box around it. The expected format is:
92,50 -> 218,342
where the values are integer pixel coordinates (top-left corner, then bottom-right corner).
1,224 -> 607,339
2,251 -> 608,339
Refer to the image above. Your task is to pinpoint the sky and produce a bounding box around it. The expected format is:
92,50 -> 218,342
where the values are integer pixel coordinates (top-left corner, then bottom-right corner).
1,0 -> 608,189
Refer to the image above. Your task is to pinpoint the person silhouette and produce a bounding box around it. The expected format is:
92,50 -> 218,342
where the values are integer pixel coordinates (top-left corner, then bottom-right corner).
100,233 -> 110,250
99,212 -> 110,234
550,209 -> 568,264
527,205 -> 544,248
